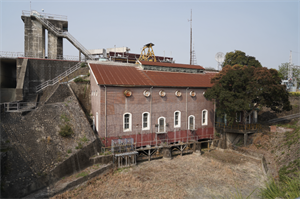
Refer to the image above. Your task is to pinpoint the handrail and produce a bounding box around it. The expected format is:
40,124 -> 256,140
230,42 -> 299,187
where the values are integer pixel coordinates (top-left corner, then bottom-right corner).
0,51 -> 79,60
22,10 -> 67,21
30,10 -> 94,60
35,62 -> 81,92
215,122 -> 261,130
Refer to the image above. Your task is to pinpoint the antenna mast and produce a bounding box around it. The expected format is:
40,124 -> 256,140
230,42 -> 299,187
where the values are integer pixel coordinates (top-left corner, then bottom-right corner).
188,9 -> 192,65
288,50 -> 293,81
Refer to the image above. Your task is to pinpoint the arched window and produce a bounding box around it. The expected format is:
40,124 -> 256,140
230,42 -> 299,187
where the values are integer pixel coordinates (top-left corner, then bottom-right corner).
174,111 -> 181,128
142,112 -> 150,130
123,112 -> 132,132
188,115 -> 195,130
158,117 -> 166,133
202,109 -> 208,126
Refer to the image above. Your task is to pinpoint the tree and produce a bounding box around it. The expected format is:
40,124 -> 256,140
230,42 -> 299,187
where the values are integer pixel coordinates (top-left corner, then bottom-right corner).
222,50 -> 262,68
278,62 -> 300,82
204,64 -> 292,125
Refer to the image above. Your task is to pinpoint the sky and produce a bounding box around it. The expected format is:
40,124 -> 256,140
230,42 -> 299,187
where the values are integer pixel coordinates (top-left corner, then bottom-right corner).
0,0 -> 299,70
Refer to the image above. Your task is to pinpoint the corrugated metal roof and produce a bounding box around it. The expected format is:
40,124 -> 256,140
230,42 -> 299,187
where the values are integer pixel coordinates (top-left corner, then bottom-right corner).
140,61 -> 205,70
89,63 -> 214,88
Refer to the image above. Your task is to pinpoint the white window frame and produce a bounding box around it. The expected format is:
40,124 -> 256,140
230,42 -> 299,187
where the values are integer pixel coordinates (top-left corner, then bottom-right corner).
96,113 -> 98,132
158,117 -> 166,133
123,112 -> 132,132
174,111 -> 181,128
202,109 -> 208,126
188,115 -> 195,130
142,112 -> 150,130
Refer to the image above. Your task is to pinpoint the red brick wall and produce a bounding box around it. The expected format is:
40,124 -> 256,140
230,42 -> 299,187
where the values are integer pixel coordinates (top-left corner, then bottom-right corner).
91,84 -> 215,147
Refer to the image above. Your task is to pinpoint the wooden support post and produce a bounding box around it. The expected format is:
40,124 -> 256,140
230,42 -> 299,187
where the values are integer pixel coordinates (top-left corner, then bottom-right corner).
148,149 -> 151,161
244,133 -> 248,146
193,141 -> 196,152
208,142 -> 210,152
181,145 -> 183,156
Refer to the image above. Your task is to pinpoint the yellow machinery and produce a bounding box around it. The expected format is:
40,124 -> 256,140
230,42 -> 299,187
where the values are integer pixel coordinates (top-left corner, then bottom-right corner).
139,43 -> 156,62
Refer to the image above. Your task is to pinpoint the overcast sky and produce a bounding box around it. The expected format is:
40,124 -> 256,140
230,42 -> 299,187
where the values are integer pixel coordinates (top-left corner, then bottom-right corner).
0,0 -> 299,70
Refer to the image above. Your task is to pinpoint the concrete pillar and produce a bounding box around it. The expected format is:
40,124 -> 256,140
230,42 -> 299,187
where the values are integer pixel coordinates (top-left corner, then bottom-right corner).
79,51 -> 81,61
48,32 -> 63,59
23,17 -> 45,58
244,133 -> 248,146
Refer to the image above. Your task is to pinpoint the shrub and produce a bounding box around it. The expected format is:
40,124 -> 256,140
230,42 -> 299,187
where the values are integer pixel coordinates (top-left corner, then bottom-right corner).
60,113 -> 70,122
80,136 -> 89,143
289,91 -> 300,96
67,149 -> 72,153
74,77 -> 89,83
80,62 -> 87,68
59,124 -> 73,137
75,142 -> 83,149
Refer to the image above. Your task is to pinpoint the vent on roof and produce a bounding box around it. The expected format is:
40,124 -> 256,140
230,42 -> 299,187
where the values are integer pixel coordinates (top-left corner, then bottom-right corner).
175,91 -> 182,97
159,90 -> 166,97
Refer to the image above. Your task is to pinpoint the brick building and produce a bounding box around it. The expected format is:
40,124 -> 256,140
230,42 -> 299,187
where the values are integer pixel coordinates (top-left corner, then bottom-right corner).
89,61 -> 216,147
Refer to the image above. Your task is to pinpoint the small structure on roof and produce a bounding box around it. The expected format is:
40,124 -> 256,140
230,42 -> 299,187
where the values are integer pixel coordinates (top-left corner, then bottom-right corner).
139,43 -> 156,62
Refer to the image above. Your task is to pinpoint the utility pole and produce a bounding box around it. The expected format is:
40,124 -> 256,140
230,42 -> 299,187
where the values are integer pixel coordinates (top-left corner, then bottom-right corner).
188,9 -> 192,65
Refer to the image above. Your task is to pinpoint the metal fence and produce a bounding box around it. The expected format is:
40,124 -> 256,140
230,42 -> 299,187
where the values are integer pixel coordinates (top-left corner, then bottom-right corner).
3,102 -> 37,112
215,122 -> 262,130
0,51 -> 24,58
0,152 -> 7,182
22,10 -> 67,21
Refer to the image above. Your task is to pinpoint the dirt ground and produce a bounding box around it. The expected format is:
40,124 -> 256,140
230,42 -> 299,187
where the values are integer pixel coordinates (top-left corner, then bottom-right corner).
52,150 -> 266,199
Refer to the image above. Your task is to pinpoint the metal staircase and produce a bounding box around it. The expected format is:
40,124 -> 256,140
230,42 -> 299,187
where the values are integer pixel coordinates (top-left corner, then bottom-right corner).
30,10 -> 93,60
35,62 -> 81,93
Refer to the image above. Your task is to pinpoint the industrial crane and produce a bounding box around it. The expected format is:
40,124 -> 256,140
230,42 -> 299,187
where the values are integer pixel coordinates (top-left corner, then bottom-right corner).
139,43 -> 156,62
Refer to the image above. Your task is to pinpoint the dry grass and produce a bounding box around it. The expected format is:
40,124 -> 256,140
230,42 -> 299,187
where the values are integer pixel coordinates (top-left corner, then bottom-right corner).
52,150 -> 266,199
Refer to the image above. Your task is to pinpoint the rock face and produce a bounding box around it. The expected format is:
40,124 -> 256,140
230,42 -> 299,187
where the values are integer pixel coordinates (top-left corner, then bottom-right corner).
0,84 -> 101,198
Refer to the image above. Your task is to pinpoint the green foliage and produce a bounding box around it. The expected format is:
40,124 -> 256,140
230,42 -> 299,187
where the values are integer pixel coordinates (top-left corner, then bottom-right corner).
80,62 -> 87,68
80,136 -> 89,143
222,50 -> 262,68
76,171 -> 89,178
279,160 -> 300,181
289,92 -> 300,96
59,124 -> 74,137
74,77 -> 89,83
259,176 -> 300,199
75,142 -> 83,149
204,65 -> 292,124
278,62 -> 300,82
67,149 -> 72,153
60,113 -> 70,122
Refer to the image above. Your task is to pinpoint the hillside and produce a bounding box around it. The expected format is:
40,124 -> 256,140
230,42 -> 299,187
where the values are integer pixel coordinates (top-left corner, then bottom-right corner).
0,82 -> 100,198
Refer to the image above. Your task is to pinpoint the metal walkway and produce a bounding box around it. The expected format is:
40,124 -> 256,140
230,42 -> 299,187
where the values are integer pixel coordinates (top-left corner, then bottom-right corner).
29,10 -> 93,60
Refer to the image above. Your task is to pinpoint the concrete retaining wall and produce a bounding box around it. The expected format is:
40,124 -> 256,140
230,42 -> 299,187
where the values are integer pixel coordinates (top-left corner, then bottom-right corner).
16,58 -> 78,94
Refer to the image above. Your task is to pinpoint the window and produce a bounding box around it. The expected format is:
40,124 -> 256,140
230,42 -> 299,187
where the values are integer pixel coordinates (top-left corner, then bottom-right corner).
142,112 -> 150,130
174,111 -> 181,128
246,113 -> 251,124
236,112 -> 241,122
123,113 -> 132,132
188,115 -> 195,130
158,117 -> 166,133
202,109 -> 208,125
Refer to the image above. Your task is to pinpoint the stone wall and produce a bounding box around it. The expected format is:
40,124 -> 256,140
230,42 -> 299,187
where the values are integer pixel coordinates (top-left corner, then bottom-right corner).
0,84 -> 100,198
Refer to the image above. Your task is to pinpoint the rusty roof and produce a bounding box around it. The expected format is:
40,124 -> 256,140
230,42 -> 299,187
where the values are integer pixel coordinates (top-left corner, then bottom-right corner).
89,63 -> 215,88
140,60 -> 205,70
